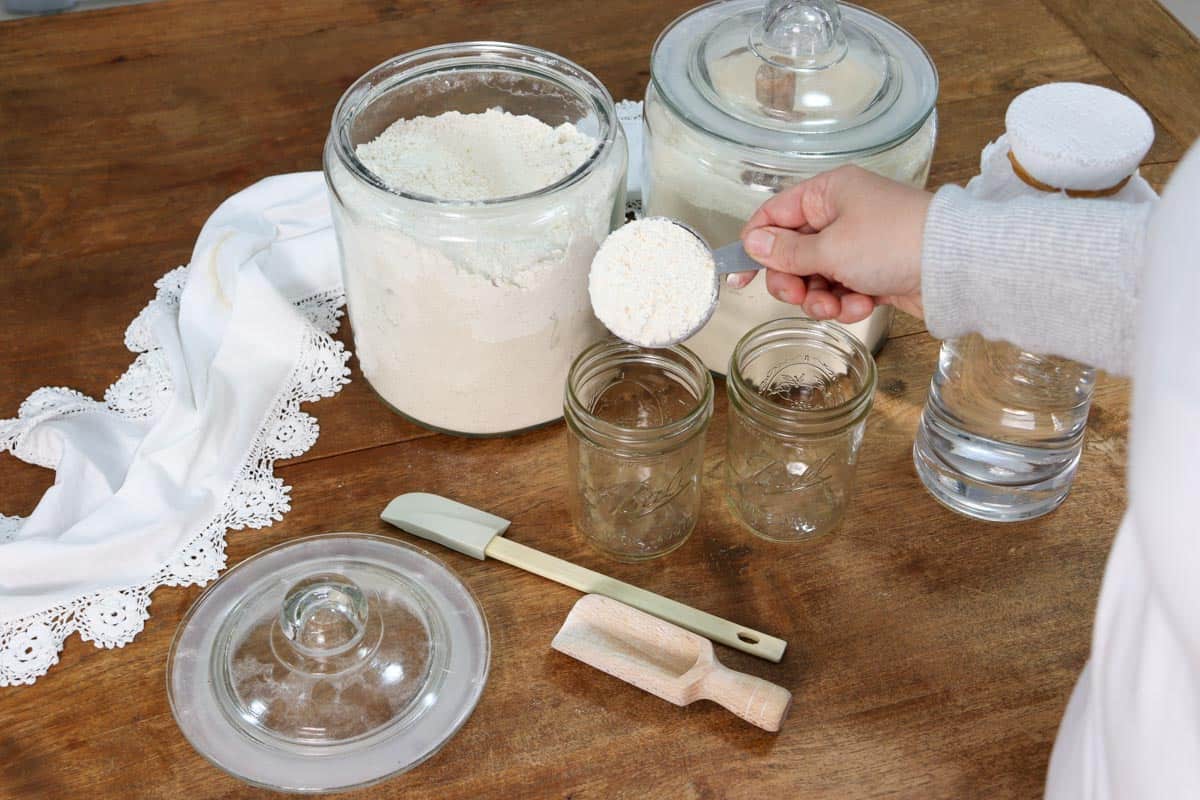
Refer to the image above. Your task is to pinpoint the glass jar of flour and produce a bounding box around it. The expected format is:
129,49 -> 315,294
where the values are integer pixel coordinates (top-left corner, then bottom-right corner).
644,0 -> 938,371
325,43 -> 627,436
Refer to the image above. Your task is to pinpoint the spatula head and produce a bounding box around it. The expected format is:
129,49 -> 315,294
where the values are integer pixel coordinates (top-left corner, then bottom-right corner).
551,594 -> 712,706
380,493 -> 510,560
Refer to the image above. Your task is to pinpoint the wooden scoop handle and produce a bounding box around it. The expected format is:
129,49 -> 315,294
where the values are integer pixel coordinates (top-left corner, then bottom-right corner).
697,664 -> 793,733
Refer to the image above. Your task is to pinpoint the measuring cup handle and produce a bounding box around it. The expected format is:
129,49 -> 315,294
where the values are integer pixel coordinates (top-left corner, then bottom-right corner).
698,664 -> 792,732
713,241 -> 767,276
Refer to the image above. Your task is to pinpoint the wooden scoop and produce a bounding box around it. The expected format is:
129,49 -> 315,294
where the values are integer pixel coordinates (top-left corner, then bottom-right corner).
552,595 -> 793,732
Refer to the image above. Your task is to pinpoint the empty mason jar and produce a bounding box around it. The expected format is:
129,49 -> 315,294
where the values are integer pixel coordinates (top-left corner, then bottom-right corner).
565,341 -> 714,562
726,319 -> 877,541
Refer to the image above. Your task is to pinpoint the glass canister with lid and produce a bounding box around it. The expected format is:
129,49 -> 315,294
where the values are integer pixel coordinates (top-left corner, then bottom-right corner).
643,0 -> 938,370
325,43 -> 628,436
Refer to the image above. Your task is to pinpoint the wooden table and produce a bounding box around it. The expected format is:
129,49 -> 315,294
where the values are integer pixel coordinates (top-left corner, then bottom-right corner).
2,1 -> 1197,797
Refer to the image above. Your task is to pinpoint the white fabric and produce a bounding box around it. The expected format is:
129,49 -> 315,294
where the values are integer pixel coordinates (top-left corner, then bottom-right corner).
922,133 -> 1157,375
922,138 -> 1200,795
0,172 -> 349,686
617,100 -> 644,207
1045,142 -> 1200,799
967,134 -> 1157,204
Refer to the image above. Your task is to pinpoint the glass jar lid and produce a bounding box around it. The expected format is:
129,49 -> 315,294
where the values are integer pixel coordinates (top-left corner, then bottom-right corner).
652,0 -> 938,157
168,534 -> 490,793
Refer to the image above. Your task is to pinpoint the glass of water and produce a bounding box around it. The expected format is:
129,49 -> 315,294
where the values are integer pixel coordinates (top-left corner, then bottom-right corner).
725,319 -> 877,542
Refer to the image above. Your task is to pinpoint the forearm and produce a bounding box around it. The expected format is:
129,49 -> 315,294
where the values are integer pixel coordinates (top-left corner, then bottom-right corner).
921,185 -> 1153,376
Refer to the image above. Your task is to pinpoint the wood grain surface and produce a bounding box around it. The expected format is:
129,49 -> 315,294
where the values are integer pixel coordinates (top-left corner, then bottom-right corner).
1,1 -> 1196,798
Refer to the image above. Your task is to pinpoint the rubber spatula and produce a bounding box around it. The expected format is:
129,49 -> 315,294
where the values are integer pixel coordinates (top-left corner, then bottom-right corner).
381,493 -> 787,662
553,594 -> 792,732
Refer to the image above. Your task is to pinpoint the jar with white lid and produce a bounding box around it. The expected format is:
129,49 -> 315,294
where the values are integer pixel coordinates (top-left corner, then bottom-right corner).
913,83 -> 1156,522
643,0 -> 938,371
325,43 -> 628,436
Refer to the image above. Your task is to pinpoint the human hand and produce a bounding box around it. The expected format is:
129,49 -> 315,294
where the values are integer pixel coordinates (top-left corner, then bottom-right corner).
735,165 -> 932,323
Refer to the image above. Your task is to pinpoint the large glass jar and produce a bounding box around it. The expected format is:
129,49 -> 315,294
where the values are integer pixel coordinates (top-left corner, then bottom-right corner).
726,319 -> 876,541
644,0 -> 938,371
325,43 -> 627,436
565,340 -> 714,562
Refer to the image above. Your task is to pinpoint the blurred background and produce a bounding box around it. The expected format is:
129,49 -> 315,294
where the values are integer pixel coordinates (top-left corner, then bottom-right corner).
2,0 -> 145,18
3,0 -> 1200,37
1161,0 -> 1200,33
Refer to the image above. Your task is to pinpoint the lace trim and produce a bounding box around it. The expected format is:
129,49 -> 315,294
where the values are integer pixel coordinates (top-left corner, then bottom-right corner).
1,100 -> 644,686
0,271 -> 349,686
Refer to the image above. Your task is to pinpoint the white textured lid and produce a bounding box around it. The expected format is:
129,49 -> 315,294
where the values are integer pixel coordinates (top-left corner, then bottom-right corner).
1005,82 -> 1154,191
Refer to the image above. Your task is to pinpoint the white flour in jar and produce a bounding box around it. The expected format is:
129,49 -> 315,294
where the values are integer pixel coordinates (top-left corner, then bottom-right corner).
357,108 -> 597,204
589,218 -> 717,348
329,108 -> 620,435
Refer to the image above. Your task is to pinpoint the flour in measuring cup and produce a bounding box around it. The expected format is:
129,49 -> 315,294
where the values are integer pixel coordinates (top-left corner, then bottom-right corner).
588,218 -> 717,348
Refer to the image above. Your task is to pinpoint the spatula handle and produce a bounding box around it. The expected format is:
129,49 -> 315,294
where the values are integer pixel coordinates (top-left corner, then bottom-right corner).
486,537 -> 787,662
698,664 -> 792,733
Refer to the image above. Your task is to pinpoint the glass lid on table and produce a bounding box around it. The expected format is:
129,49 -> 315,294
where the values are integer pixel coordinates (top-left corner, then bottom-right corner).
167,534 -> 490,793
653,0 -> 938,156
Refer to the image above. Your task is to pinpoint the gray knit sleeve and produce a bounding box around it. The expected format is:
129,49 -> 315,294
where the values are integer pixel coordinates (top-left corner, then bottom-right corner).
920,185 -> 1153,376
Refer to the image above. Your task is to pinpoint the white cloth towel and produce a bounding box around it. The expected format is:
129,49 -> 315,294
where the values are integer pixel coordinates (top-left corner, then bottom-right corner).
0,172 -> 349,686
0,103 -> 646,687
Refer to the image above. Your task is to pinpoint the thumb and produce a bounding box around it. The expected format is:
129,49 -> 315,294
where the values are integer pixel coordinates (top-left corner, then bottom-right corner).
742,225 -> 827,277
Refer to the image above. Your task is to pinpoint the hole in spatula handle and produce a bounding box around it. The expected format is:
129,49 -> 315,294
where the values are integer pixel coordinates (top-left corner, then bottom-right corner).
737,632 -> 760,645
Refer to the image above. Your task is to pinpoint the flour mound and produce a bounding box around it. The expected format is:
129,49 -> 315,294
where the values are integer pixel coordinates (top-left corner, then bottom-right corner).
356,108 -> 597,202
589,218 -> 718,348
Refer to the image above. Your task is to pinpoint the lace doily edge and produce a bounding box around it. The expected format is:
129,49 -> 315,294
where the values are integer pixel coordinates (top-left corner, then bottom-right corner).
0,280 -> 350,687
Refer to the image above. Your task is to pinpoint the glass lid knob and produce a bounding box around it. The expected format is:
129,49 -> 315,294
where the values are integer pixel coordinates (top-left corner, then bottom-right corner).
279,573 -> 369,658
168,534 -> 492,790
750,0 -> 848,70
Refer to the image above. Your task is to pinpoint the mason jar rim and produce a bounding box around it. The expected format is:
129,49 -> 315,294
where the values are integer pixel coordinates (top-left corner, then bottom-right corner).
565,340 -> 714,452
728,318 -> 877,432
330,42 -> 619,207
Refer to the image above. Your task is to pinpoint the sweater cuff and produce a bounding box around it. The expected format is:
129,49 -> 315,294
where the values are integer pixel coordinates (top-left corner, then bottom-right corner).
921,185 -> 1153,376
